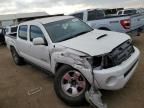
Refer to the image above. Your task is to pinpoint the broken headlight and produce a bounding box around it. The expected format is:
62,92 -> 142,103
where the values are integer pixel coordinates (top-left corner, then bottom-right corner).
92,56 -> 103,68
82,55 -> 114,70
80,56 -> 103,69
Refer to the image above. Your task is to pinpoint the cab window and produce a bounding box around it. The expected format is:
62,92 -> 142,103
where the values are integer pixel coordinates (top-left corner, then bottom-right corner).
88,10 -> 104,21
18,25 -> 28,40
30,25 -> 44,41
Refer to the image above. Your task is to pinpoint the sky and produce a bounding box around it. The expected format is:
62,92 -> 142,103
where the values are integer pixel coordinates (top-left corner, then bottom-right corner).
0,0 -> 143,15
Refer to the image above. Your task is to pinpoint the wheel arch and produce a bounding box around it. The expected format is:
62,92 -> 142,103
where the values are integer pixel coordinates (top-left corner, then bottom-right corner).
10,45 -> 15,51
54,62 -> 91,85
55,62 -> 66,73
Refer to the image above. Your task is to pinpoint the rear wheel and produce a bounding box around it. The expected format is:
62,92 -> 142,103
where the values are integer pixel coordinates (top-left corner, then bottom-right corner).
54,65 -> 89,106
11,47 -> 25,65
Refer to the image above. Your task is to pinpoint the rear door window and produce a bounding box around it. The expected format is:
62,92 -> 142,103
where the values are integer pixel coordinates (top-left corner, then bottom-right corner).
18,25 -> 28,40
88,10 -> 104,21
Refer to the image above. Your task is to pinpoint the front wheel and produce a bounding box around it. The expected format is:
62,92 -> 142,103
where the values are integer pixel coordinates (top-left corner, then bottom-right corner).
54,65 -> 89,106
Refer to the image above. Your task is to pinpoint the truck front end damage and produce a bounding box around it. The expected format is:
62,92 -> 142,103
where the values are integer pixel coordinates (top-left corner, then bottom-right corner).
50,46 -> 94,83
56,39 -> 140,90
51,46 -> 107,108
92,40 -> 140,90
51,37 -> 139,108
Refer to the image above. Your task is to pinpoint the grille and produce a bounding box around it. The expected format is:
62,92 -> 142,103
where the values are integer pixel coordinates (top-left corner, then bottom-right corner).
103,40 -> 135,69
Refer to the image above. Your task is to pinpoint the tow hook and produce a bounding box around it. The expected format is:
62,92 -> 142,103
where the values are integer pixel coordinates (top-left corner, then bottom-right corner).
85,86 -> 107,108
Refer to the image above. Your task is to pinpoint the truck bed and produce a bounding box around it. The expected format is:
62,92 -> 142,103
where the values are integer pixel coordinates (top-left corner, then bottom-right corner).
6,33 -> 17,39
5,33 -> 17,49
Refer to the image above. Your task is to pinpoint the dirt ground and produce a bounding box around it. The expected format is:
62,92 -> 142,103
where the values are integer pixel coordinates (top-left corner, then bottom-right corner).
0,34 -> 144,108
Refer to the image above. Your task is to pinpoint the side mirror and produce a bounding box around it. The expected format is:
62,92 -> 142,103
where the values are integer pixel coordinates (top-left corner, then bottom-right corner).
33,37 -> 45,45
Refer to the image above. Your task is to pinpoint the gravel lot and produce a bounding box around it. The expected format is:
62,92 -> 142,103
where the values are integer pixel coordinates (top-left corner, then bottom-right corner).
0,33 -> 144,108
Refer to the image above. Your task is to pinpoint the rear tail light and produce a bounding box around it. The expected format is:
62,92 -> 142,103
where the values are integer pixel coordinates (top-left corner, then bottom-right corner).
120,19 -> 131,29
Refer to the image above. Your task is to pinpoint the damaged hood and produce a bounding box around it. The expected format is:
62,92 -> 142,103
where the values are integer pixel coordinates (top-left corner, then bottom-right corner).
57,30 -> 131,56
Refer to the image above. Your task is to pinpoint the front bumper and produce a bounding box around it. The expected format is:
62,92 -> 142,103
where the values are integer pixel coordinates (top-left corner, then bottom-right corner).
93,47 -> 140,90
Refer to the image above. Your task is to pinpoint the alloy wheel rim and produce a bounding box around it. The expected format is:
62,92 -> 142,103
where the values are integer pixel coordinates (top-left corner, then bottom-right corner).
61,70 -> 86,97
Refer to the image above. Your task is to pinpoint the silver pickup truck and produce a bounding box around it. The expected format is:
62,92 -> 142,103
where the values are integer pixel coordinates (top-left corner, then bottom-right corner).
5,16 -> 140,106
70,9 -> 144,36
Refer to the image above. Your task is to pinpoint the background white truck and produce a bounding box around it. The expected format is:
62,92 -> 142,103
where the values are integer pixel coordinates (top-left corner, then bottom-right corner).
5,25 -> 18,35
5,16 -> 140,106
117,8 -> 144,15
70,9 -> 144,36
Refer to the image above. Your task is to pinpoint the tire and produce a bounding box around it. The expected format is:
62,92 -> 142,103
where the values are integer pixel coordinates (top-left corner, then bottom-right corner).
10,47 -> 25,65
54,65 -> 89,106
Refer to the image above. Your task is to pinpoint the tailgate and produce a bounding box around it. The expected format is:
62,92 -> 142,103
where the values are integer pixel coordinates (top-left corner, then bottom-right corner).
130,14 -> 144,30
5,35 -> 16,49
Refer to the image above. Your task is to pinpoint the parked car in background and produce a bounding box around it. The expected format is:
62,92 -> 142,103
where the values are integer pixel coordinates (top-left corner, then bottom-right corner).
5,16 -> 140,106
0,28 -> 6,44
5,25 -> 18,35
137,8 -> 144,14
70,9 -> 144,36
117,8 -> 138,15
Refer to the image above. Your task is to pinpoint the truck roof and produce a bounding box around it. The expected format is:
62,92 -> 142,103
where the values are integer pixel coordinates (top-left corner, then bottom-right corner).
19,16 -> 74,25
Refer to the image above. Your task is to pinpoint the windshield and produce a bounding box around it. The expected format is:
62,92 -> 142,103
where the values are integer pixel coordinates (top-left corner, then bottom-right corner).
44,18 -> 93,43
